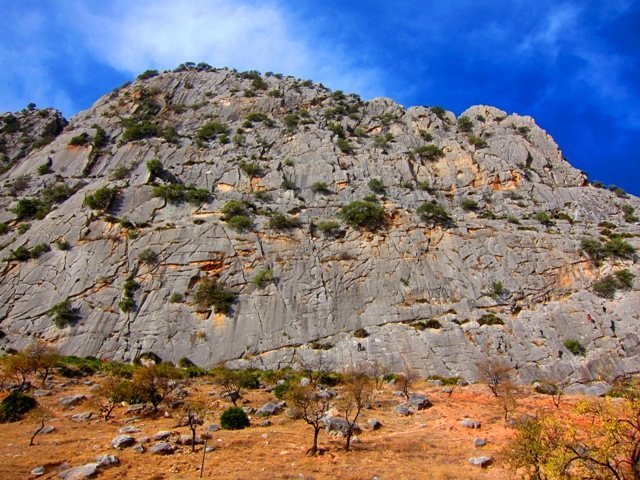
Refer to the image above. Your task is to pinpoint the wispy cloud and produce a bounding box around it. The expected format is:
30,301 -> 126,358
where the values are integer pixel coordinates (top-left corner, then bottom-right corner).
69,0 -> 384,99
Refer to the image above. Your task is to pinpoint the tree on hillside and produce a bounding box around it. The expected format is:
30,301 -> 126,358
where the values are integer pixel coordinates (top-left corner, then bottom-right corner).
1,342 -> 59,389
212,367 -> 258,406
132,363 -> 183,413
285,384 -> 331,455
180,400 -> 207,452
95,376 -> 137,421
507,380 -> 640,479
475,356 -> 514,397
337,373 -> 374,450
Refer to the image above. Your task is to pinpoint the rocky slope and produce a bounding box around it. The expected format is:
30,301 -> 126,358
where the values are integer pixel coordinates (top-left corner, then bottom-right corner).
0,65 -> 638,387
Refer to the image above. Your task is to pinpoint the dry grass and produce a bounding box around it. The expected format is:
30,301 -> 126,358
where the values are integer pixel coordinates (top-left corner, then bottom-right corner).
0,376 -> 583,479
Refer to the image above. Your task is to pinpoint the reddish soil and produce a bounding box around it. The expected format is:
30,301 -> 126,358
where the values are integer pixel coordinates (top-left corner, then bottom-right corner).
0,377 -> 583,479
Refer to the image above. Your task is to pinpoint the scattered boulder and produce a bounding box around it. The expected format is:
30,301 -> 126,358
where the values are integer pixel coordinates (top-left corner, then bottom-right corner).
474,438 -> 487,447
469,456 -> 492,468
118,426 -> 140,434
584,383 -> 611,397
409,394 -> 432,410
34,425 -> 55,435
95,454 -> 119,467
206,424 -> 219,432
395,405 -> 411,416
150,442 -> 175,455
285,407 -> 301,419
69,412 -> 94,423
58,463 -> 99,479
260,419 -> 272,427
111,434 -> 135,449
125,404 -> 146,414
368,418 -> 382,430
178,434 -> 204,445
442,387 -> 453,395
33,389 -> 50,397
153,431 -> 171,441
461,419 -> 481,429
256,402 -> 282,417
426,379 -> 443,387
325,416 -> 360,435
299,377 -> 311,387
533,381 -> 558,395
58,395 -> 86,407
221,391 -> 240,403
132,444 -> 145,453
31,466 -> 45,477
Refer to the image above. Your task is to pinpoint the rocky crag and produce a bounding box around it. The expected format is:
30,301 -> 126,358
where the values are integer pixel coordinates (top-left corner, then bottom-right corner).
0,65 -> 638,388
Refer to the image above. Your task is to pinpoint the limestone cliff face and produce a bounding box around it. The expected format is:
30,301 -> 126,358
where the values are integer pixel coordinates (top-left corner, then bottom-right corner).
0,66 -> 638,385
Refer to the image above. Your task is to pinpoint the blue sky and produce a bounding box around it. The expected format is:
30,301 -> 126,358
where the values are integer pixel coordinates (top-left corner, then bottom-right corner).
1,1 -> 639,194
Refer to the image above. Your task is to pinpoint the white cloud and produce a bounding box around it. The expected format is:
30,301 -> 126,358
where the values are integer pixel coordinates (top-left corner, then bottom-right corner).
70,0 -> 384,99
517,4 -> 581,59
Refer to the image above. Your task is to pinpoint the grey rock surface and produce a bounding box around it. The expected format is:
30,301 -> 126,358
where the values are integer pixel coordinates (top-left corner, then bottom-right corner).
95,454 -> 119,467
409,394 -> 432,410
34,425 -> 55,435
111,434 -> 135,449
469,456 -> 492,468
58,463 -> 99,480
473,438 -> 487,447
256,402 -> 282,417
150,442 -> 175,455
368,418 -> 382,430
0,68 -> 638,385
31,466 -> 45,476
395,405 -> 411,416
69,412 -> 93,423
58,395 -> 86,407
325,416 -> 361,435
461,419 -> 481,429
118,426 -> 141,434
152,430 -> 171,440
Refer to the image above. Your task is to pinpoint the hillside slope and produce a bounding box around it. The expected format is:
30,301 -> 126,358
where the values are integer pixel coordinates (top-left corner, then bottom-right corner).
0,65 -> 638,387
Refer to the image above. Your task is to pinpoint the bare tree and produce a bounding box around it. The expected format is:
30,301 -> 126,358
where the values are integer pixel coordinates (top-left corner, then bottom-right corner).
284,384 -> 331,455
28,406 -> 51,446
497,380 -> 520,423
180,400 -> 207,452
294,352 -> 331,387
338,373 -> 374,451
397,364 -> 418,401
364,360 -> 391,391
475,356 -> 514,397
